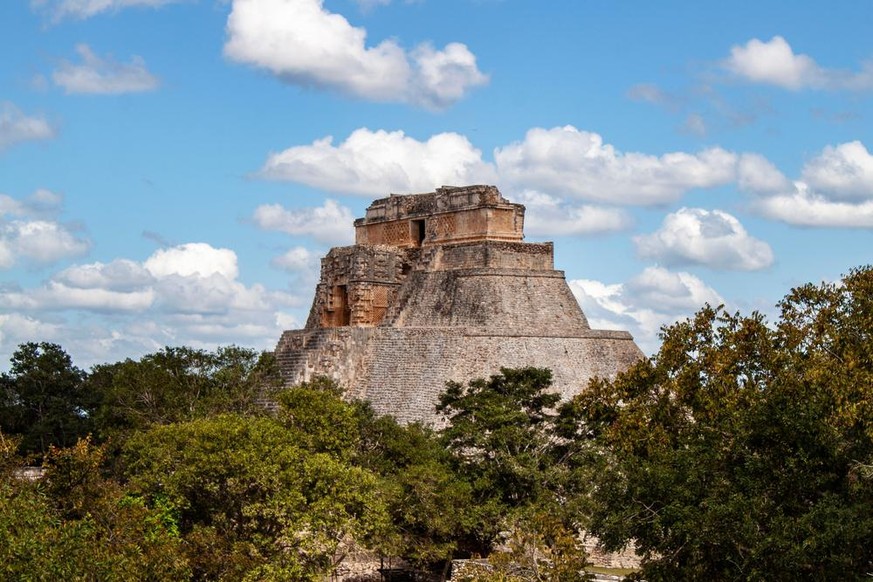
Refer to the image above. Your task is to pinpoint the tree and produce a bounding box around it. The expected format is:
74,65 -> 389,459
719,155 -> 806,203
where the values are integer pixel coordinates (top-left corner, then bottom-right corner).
0,342 -> 91,455
437,368 -> 562,509
564,266 -> 873,580
436,367 -> 586,567
122,413 -> 390,580
0,433 -> 189,581
455,510 -> 591,582
277,376 -> 365,460
90,345 -> 282,439
358,414 -> 477,576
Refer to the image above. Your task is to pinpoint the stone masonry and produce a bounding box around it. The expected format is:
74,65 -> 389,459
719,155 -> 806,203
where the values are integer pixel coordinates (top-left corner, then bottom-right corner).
274,185 -> 643,424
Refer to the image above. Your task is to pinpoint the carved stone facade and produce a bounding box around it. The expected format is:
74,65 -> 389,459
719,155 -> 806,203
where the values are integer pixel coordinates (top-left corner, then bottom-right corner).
274,185 -> 643,424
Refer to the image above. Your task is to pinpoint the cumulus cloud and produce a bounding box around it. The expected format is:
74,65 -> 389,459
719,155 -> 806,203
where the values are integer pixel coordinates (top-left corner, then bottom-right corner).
0,242 -> 305,366
256,128 -> 873,232
259,125 -> 740,205
569,267 -> 724,354
514,190 -> 631,236
737,153 -> 794,194
742,141 -> 873,228
724,36 -> 873,91
0,221 -> 91,268
800,141 -> 873,201
635,208 -> 774,271
258,128 -> 496,196
144,242 -> 239,279
0,189 -> 64,219
252,199 -> 355,244
53,44 -> 159,95
0,313 -> 63,350
752,183 -> 873,228
494,126 -> 738,205
270,246 -> 321,288
271,245 -> 319,272
0,102 -> 56,151
0,190 -> 90,269
1,282 -> 156,312
31,0 -> 184,22
223,0 -> 488,109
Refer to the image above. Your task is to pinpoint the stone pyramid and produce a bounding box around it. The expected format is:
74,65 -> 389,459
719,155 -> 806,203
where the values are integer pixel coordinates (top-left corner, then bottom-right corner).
274,185 -> 642,424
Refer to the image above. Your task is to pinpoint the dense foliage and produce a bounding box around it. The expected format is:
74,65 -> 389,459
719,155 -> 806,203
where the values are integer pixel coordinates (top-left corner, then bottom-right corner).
563,265 -> 873,580
1,266 -> 872,580
0,342 -> 91,455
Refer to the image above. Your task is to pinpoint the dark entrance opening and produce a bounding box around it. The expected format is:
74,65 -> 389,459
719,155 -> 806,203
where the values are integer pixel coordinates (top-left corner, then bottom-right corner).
412,219 -> 426,246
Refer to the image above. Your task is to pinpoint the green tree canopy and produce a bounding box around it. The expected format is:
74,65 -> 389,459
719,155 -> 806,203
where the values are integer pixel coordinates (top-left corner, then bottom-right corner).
563,266 -> 873,580
0,342 -> 91,455
0,432 -> 189,581
89,345 -> 282,439
436,367 -> 588,573
122,412 -> 390,580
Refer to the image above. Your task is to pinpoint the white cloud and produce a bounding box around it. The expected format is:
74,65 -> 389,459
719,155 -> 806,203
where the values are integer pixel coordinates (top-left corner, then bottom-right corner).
53,44 -> 159,95
0,102 -> 56,151
0,243 -> 297,315
493,126 -> 738,205
800,141 -> 873,201
0,242 -> 306,367
0,220 -> 91,267
741,141 -> 873,228
257,128 -> 873,233
514,190 -> 631,236
0,189 -> 65,219
753,183 -> 873,228
259,125 -> 737,205
0,191 -> 91,269
259,128 -> 496,195
55,259 -> 153,291
252,199 -> 355,245
625,267 -> 724,313
0,314 -> 63,348
144,242 -> 239,279
724,36 -> 873,91
737,153 -> 794,195
271,245 -> 320,273
223,0 -> 487,109
569,267 -> 724,354
0,282 -> 156,312
31,0 -> 184,21
635,208 -> 774,271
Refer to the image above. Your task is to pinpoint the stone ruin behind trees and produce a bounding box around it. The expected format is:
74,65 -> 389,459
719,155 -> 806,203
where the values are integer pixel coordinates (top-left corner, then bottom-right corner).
273,185 -> 643,424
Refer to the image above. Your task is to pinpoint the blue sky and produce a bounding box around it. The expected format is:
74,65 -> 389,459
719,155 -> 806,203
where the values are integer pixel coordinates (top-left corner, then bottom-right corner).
1,0 -> 872,368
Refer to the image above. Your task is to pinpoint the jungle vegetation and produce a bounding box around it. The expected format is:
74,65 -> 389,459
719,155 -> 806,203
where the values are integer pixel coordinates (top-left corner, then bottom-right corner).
2,266 -> 872,581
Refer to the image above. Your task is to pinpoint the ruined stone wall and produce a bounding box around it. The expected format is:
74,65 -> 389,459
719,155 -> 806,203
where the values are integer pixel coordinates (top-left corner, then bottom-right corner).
276,326 -> 641,425
355,185 -> 525,248
274,327 -> 379,390
429,241 -> 553,271
305,245 -> 410,329
275,185 -> 645,426
389,269 -> 590,334
361,329 -> 641,424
